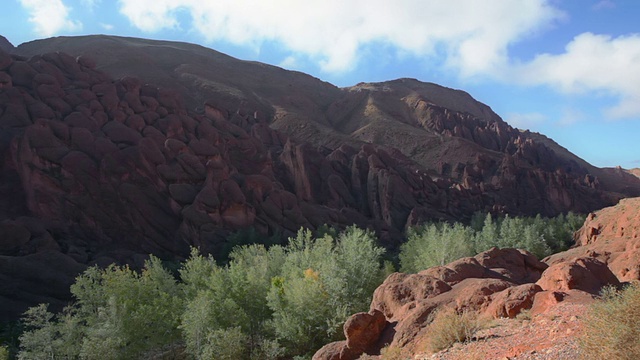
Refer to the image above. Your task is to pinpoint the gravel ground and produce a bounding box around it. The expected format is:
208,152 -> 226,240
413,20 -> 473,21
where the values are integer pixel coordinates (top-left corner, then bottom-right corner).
414,302 -> 590,360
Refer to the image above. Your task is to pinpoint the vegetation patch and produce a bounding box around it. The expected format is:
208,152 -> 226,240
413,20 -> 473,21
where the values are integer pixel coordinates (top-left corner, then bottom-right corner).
400,212 -> 583,272
580,283 -> 640,360
424,308 -> 483,354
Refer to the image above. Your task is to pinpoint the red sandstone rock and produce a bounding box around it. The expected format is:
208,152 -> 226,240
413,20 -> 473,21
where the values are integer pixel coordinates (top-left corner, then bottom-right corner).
536,257 -> 620,294
486,283 -> 542,318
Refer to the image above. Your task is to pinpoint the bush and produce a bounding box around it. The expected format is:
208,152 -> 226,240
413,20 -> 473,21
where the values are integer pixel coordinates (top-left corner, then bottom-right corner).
424,308 -> 481,353
579,284 -> 640,360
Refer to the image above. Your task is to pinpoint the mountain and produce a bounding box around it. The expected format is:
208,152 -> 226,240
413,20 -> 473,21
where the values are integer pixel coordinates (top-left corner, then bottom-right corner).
0,36 -> 13,53
1,35 -> 639,319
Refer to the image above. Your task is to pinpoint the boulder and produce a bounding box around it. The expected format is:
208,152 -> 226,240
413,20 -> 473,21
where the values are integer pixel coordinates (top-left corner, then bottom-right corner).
536,257 -> 620,294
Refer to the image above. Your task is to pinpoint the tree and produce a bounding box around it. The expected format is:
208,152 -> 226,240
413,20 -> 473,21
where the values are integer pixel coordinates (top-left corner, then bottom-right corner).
17,304 -> 56,360
267,227 -> 385,357
400,223 -> 475,273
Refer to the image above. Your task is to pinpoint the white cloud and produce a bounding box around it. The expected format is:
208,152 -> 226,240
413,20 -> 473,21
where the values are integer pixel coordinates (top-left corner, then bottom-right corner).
19,0 -> 82,37
117,0 -> 562,73
279,56 -> 300,70
100,23 -> 114,31
505,112 -> 547,130
513,33 -> 640,119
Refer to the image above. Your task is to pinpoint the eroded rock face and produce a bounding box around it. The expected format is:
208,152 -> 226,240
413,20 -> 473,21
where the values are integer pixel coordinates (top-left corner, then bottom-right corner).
574,197 -> 640,246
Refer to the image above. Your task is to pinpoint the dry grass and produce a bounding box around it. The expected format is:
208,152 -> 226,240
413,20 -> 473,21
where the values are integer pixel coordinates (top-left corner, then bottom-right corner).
579,283 -> 640,360
515,309 -> 532,321
357,345 -> 410,360
423,308 -> 483,354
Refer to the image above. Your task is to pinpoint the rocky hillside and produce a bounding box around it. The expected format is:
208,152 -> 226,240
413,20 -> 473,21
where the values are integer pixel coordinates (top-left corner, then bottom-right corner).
1,35 -> 640,320
314,197 -> 640,359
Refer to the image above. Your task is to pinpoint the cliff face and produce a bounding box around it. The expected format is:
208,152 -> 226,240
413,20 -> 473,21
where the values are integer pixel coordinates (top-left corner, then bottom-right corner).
1,35 -> 639,319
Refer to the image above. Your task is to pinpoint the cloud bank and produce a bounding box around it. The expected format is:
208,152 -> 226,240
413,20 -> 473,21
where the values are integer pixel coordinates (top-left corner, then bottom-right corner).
513,33 -> 640,119
117,0 -> 561,73
19,0 -> 82,37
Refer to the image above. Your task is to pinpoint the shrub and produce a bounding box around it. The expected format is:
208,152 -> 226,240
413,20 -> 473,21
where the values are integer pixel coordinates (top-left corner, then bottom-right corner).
0,346 -> 8,360
424,308 -> 481,353
579,284 -> 640,360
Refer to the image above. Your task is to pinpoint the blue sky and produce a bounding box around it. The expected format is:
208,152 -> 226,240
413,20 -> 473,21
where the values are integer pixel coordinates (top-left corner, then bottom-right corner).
2,0 -> 640,169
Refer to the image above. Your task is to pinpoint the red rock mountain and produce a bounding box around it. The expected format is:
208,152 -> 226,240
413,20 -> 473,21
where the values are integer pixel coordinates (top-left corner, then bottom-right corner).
1,35 -> 639,319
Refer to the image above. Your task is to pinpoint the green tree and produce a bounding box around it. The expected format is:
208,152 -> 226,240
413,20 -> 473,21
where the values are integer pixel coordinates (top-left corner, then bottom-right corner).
474,213 -> 498,253
400,223 -> 475,273
267,227 -> 385,356
17,304 -> 57,360
18,256 -> 184,360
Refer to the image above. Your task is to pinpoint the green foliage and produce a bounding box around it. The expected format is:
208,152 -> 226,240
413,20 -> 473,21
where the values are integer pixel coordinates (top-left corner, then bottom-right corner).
18,256 -> 183,360
200,327 -> 249,360
0,321 -> 23,359
180,226 -> 385,359
400,222 -> 475,273
220,227 -> 283,263
0,346 -> 8,360
15,214 -> 581,359
75,257 -> 183,359
266,227 -> 385,356
401,212 -> 584,273
17,304 -> 56,360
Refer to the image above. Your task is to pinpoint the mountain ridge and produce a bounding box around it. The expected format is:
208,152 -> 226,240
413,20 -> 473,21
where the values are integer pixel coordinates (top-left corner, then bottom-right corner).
1,34 -> 640,320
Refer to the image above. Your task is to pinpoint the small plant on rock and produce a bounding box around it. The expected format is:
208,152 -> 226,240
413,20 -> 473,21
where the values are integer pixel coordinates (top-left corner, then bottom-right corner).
424,308 -> 482,354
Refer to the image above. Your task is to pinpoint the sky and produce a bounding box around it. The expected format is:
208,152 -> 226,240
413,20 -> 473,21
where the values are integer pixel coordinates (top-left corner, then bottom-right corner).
1,0 -> 639,169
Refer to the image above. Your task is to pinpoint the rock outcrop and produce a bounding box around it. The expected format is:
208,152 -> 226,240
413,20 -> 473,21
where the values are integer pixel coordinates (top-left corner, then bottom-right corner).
315,198 -> 640,359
